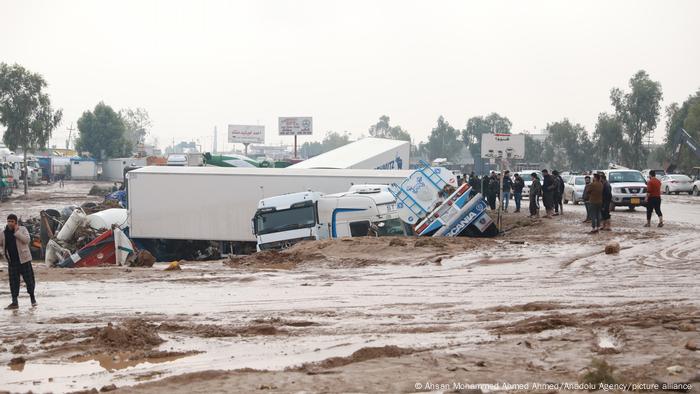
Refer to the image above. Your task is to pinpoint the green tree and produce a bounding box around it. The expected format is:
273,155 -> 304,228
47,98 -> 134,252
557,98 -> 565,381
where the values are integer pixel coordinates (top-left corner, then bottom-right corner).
662,90 -> 700,173
593,113 -> 624,168
610,70 -> 663,169
424,116 -> 461,161
300,131 -> 351,158
368,115 -> 411,141
543,119 -> 593,171
0,63 -> 63,195
461,112 -> 512,157
120,107 -> 151,148
76,102 -> 132,160
524,135 -> 545,164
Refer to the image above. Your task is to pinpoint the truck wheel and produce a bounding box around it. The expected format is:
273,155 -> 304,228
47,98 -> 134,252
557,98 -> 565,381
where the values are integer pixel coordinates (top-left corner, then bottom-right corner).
694,186 -> 699,196
665,186 -> 670,194
610,203 -> 616,212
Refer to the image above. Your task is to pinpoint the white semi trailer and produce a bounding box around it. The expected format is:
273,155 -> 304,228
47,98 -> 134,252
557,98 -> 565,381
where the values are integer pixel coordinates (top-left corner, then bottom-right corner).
126,166 -> 411,257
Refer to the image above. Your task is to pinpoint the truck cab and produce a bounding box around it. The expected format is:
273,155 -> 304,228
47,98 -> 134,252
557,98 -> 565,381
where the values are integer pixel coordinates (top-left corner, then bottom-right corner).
253,186 -> 409,251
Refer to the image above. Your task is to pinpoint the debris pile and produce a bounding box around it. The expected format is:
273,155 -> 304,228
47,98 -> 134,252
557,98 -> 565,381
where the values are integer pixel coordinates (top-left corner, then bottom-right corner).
27,199 -> 140,269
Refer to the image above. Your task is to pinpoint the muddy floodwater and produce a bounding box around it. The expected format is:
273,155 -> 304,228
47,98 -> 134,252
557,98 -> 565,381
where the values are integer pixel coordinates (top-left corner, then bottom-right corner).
1,182 -> 699,393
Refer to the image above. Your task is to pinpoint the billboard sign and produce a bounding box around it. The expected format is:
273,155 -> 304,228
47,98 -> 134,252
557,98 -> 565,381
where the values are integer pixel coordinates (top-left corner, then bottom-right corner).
480,133 -> 525,159
279,117 -> 312,136
228,125 -> 265,144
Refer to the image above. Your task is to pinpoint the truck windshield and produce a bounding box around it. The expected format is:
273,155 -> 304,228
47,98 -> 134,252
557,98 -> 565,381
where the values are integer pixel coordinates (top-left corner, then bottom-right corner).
375,218 -> 407,236
255,206 -> 316,235
608,171 -> 645,183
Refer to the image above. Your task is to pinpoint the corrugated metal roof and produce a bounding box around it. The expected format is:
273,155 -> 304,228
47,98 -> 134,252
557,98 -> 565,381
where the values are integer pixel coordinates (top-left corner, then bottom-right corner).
291,137 -> 409,169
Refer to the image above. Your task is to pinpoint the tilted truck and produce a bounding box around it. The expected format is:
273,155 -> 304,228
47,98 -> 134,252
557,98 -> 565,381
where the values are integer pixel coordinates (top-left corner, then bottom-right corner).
389,161 -> 498,237
253,185 -> 412,251
126,166 -> 412,258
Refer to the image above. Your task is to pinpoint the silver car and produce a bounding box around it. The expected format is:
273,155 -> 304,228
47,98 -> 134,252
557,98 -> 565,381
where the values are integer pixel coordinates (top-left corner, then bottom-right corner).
661,174 -> 693,195
563,175 -> 588,204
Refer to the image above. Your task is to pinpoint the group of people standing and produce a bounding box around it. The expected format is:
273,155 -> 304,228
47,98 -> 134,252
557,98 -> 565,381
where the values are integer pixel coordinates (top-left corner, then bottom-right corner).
579,172 -> 613,233
466,171 -> 526,213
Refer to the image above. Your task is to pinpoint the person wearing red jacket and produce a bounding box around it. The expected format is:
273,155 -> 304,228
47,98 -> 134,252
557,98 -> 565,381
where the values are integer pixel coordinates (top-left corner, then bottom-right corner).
645,170 -> 663,227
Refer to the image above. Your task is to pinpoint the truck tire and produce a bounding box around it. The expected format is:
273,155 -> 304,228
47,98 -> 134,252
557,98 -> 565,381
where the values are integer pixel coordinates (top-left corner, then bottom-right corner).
694,186 -> 699,196
610,203 -> 616,212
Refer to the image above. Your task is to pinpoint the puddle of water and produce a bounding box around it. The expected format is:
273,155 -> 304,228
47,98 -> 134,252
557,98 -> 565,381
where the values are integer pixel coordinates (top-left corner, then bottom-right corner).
71,351 -> 193,372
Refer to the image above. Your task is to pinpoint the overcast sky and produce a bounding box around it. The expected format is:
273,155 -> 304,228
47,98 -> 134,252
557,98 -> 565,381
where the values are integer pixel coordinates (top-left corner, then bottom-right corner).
2,0 -> 699,151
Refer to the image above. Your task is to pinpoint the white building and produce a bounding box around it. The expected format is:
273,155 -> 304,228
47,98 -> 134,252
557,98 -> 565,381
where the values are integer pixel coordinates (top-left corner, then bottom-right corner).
70,158 -> 98,180
101,157 -> 148,181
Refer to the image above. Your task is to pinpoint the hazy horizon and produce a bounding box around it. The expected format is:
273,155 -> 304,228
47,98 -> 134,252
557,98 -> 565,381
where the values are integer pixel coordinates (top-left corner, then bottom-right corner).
2,0 -> 699,152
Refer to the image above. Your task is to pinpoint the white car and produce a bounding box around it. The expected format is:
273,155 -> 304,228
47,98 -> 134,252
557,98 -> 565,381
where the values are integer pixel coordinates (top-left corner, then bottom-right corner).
641,169 -> 666,180
563,175 -> 587,204
661,174 -> 693,195
693,180 -> 700,196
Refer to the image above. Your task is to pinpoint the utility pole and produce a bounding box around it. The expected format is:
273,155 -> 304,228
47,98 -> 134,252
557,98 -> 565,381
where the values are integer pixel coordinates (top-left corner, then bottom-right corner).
66,123 -> 75,150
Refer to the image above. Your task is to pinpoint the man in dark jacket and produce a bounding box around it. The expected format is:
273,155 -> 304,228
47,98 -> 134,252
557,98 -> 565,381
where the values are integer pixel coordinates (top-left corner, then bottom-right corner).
552,170 -> 565,215
501,170 -> 513,212
487,172 -> 498,210
582,175 -> 592,223
468,172 -> 480,193
512,173 -> 525,213
528,173 -> 542,218
0,214 -> 37,309
541,169 -> 555,218
601,173 -> 613,231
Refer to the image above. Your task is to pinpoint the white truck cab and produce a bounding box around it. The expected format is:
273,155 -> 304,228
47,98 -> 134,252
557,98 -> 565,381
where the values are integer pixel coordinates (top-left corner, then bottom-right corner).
253,186 -> 410,251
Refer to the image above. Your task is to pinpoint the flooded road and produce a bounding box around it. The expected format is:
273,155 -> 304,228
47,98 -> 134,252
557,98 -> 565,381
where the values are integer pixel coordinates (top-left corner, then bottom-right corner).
1,187 -> 699,392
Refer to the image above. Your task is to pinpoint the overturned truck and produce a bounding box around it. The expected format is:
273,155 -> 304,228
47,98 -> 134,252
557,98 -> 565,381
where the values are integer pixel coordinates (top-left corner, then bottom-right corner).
389,161 -> 498,237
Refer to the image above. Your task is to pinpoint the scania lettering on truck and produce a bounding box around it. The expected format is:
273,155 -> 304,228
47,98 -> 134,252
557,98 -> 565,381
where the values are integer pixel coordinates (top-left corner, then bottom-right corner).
253,186 -> 411,251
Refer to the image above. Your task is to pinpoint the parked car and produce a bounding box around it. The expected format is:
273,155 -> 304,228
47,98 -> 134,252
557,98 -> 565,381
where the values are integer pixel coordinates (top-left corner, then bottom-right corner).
563,175 -> 587,204
600,169 -> 647,211
641,169 -> 666,180
661,174 -> 693,195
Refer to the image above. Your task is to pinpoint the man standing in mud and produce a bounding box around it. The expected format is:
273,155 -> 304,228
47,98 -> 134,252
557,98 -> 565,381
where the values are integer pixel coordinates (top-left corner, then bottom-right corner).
588,174 -> 604,233
582,175 -> 592,223
528,173 -> 542,218
512,173 -> 525,213
645,170 -> 663,227
0,214 -> 37,309
600,173 -> 612,231
541,169 -> 555,218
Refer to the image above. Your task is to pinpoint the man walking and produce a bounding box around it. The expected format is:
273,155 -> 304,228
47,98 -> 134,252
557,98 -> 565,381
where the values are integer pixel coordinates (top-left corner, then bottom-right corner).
529,172 -> 542,218
587,174 -> 603,233
645,170 -> 664,227
541,169 -> 555,218
1,214 -> 37,309
501,170 -> 513,212
512,173 -> 525,213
